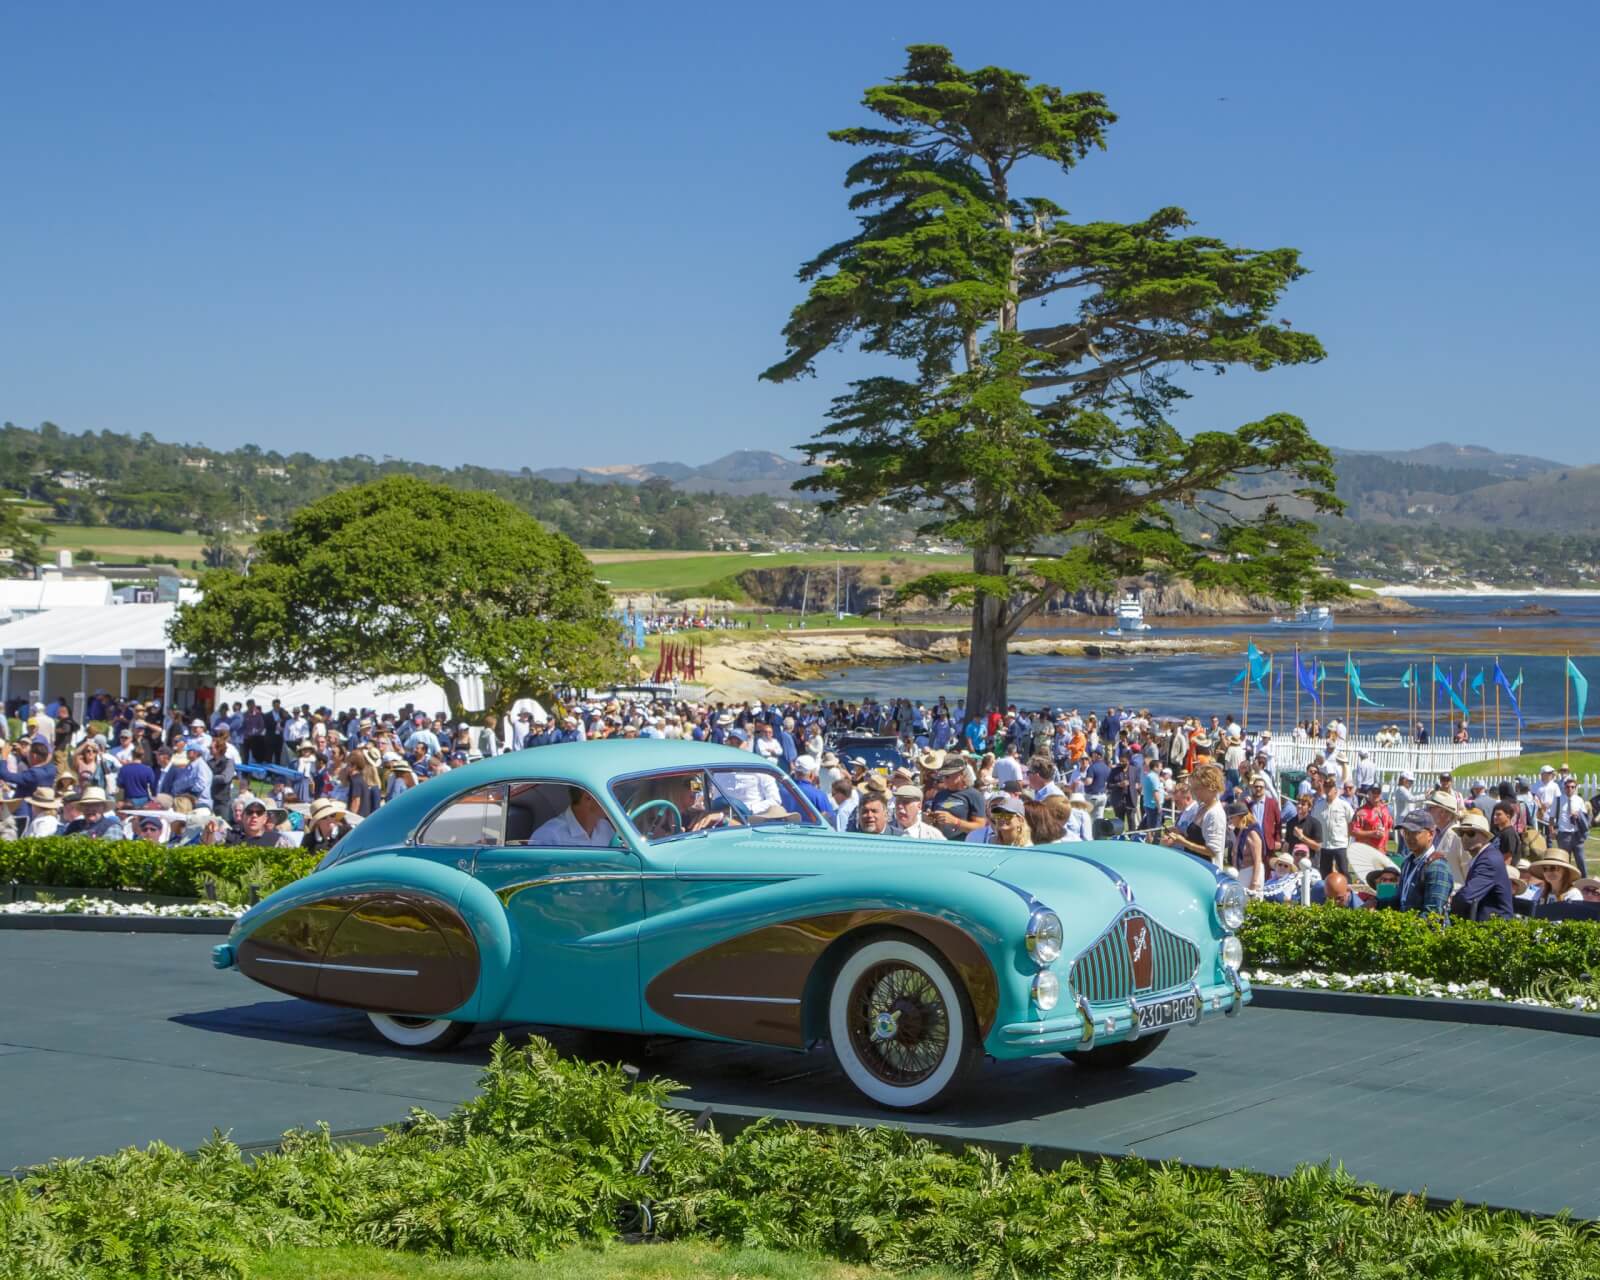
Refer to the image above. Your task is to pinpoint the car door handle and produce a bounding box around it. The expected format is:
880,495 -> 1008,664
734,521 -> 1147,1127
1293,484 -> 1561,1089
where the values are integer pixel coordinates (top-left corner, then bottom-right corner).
456,858 -> 472,873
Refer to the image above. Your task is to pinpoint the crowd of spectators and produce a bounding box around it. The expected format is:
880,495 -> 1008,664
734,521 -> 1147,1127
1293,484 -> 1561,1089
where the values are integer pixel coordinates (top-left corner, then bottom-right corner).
2,688 -> 1588,928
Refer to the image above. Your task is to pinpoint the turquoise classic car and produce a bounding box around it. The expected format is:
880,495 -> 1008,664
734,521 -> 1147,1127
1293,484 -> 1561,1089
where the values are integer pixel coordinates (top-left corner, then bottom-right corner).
212,741 -> 1249,1110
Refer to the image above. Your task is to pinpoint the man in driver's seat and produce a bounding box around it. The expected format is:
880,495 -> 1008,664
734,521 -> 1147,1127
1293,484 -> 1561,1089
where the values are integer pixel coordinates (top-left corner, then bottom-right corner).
529,787 -> 616,847
633,772 -> 728,840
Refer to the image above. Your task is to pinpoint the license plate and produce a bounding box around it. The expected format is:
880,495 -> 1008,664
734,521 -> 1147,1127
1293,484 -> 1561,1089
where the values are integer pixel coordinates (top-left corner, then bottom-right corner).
1137,993 -> 1198,1031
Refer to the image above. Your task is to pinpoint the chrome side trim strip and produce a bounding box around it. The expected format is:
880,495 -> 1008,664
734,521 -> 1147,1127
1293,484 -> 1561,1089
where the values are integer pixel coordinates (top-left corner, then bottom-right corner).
256,958 -> 419,977
673,872 -> 816,882
672,993 -> 801,1005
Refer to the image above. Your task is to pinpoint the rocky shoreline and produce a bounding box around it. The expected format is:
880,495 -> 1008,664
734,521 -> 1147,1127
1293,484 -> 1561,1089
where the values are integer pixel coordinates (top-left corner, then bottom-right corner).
688,628 -> 1238,703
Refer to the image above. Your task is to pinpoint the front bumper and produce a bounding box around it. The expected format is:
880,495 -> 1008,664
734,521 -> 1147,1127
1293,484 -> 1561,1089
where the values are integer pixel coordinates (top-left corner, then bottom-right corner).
994,968 -> 1249,1054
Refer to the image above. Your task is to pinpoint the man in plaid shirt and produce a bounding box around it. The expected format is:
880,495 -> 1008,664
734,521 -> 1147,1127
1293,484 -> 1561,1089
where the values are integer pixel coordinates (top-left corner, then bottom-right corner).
1398,808 -> 1453,917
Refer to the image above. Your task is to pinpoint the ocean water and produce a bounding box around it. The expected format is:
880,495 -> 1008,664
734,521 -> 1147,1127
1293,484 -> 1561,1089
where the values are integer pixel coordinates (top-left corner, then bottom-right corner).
799,596 -> 1600,751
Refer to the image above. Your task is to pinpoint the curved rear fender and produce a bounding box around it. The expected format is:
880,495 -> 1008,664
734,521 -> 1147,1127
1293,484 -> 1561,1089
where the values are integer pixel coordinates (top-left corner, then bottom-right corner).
228,854 -> 518,1021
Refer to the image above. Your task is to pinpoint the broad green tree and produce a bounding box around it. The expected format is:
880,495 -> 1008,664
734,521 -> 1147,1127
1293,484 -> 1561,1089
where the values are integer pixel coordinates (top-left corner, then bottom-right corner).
170,476 -> 623,715
0,500 -> 44,577
764,45 -> 1344,715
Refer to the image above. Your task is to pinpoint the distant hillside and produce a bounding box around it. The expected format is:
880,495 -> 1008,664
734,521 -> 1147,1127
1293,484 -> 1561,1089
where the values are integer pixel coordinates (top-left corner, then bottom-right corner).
533,449 -> 816,497
1335,442 -> 1561,479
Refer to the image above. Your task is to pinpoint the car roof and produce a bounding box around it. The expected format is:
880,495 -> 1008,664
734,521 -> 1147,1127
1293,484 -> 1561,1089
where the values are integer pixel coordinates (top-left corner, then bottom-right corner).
453,739 -> 761,786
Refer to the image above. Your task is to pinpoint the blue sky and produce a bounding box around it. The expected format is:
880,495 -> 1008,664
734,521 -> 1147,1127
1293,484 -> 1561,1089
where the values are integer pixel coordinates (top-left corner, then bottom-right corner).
3,1 -> 1596,469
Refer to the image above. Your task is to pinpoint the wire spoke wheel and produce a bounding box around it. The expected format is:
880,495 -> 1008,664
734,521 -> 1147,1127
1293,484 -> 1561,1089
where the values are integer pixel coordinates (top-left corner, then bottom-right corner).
848,960 -> 950,1085
827,935 -> 979,1110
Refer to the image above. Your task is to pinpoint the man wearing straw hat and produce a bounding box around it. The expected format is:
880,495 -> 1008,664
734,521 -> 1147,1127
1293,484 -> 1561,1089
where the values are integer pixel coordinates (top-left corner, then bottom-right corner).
1451,809 -> 1513,921
60,786 -> 125,841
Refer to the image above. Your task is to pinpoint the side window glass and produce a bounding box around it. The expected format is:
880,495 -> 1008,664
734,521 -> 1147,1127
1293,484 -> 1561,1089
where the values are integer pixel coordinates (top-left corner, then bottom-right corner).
419,785 -> 506,846
506,781 -> 612,848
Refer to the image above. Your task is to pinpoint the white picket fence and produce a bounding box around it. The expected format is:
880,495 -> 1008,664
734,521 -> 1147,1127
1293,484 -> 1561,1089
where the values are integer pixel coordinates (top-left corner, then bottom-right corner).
1269,736 -> 1523,782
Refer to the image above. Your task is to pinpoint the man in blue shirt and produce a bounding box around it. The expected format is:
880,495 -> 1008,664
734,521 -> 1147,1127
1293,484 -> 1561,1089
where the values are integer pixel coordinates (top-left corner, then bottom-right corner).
789,755 -> 836,820
171,740 -> 213,807
0,735 -> 58,818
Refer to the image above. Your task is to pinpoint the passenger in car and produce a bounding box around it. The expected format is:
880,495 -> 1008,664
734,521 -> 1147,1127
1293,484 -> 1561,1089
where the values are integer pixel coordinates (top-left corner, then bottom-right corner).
529,787 -> 616,847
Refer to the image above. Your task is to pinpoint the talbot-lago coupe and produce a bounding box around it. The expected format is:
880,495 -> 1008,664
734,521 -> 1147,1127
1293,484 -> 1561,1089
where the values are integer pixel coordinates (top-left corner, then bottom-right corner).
212,742 -> 1249,1110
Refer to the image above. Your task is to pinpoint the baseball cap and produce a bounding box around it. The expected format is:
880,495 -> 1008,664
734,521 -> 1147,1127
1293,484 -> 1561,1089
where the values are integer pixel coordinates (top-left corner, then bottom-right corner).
1400,808 -> 1435,834
792,754 -> 818,773
989,794 -> 1025,816
891,784 -> 923,801
242,799 -> 268,814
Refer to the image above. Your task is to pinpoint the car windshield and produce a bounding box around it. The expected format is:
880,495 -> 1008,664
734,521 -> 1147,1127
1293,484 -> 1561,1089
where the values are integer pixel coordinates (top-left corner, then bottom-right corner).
612,766 -> 823,842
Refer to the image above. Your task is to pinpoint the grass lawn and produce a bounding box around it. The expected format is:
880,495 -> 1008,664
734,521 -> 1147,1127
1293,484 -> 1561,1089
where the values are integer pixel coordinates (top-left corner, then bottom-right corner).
34,522 -> 228,561
589,551 -> 963,594
248,1242 -> 955,1280
1454,750 -> 1600,779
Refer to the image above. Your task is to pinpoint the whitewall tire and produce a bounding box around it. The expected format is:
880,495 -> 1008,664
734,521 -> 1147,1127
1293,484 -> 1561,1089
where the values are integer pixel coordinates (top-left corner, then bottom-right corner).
827,935 -> 979,1111
366,1012 -> 473,1051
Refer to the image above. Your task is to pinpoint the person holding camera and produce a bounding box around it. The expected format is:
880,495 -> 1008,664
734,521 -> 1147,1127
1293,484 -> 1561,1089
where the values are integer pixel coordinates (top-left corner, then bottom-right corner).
0,734 -> 60,819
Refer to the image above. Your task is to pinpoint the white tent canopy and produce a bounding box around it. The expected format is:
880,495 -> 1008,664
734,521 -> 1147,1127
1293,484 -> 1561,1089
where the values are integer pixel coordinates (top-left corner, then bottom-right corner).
0,604 -> 489,713
212,674 -> 488,719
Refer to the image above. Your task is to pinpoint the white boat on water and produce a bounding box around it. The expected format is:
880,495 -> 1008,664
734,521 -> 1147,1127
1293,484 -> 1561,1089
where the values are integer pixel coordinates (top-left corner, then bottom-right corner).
1101,593 -> 1151,636
1269,604 -> 1333,631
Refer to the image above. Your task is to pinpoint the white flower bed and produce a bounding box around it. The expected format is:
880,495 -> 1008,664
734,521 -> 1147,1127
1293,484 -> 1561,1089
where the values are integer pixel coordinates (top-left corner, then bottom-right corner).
1244,968 -> 1600,1012
0,896 -> 244,919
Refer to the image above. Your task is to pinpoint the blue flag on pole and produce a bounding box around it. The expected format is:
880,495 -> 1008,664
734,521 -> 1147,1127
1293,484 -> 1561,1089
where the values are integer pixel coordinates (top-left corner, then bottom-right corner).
1400,664 -> 1413,690
1493,660 -> 1524,729
1295,649 -> 1321,706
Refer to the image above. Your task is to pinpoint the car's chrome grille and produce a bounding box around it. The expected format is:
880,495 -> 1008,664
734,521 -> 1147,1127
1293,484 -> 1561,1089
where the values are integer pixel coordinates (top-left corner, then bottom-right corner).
1069,908 -> 1200,1005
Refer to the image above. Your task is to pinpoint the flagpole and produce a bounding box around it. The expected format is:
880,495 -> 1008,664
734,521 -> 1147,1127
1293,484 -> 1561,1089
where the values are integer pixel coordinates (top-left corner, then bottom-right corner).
1495,657 -> 1501,744
1242,637 -> 1251,732
1430,657 -> 1437,748
1566,652 -> 1572,759
1294,646 -> 1301,735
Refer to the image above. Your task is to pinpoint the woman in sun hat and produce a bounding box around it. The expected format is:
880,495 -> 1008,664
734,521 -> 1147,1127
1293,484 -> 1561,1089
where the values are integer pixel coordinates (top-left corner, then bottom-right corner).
1527,845 -> 1585,905
22,787 -> 62,838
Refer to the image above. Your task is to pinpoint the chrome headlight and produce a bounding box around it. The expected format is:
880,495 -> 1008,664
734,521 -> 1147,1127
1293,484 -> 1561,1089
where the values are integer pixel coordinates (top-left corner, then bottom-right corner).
1222,935 -> 1244,971
1031,970 -> 1061,1011
1025,908 -> 1064,966
1215,881 -> 1247,932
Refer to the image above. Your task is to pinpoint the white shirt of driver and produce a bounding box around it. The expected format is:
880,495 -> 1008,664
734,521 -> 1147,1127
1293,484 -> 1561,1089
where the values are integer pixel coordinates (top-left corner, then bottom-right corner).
528,806 -> 616,848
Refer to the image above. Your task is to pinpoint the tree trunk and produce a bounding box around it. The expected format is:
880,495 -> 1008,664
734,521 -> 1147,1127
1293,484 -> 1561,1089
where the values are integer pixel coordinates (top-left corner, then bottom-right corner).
440,674 -> 468,722
963,543 -> 1009,720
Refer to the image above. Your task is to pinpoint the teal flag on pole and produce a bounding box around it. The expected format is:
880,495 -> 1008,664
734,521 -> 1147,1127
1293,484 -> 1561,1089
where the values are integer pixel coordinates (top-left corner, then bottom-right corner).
1433,661 -> 1469,716
1346,655 -> 1381,707
1400,664 -> 1413,690
1470,668 -> 1485,695
1568,659 -> 1589,733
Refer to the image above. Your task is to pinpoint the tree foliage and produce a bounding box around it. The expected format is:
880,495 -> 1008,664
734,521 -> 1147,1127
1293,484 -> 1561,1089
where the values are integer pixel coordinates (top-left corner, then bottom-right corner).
169,477 -> 624,714
764,45 -> 1345,711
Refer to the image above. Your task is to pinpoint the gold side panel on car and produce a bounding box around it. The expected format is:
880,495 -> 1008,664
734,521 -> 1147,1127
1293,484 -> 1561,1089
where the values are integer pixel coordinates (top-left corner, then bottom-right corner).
236,893 -> 479,1016
645,910 -> 999,1048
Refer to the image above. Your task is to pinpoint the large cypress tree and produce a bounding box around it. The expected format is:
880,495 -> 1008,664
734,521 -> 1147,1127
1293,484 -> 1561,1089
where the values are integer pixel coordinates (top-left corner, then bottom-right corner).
764,45 -> 1343,716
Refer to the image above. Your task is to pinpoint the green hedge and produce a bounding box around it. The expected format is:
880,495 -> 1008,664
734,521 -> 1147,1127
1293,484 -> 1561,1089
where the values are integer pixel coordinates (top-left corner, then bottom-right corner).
6,1037 -> 1600,1279
1240,901 -> 1600,988
0,836 -> 314,897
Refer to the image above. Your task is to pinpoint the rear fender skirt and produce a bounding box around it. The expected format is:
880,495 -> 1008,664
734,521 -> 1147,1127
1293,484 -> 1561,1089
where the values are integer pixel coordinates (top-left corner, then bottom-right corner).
236,889 -> 479,1016
231,857 -> 509,1019
644,910 -> 999,1049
